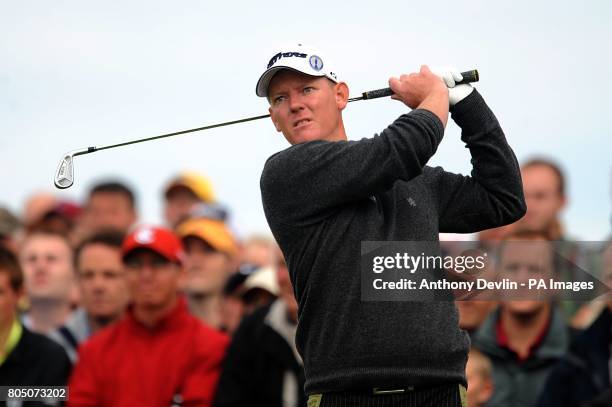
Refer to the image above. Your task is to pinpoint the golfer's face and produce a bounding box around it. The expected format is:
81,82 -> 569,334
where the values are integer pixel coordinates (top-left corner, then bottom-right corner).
268,70 -> 344,145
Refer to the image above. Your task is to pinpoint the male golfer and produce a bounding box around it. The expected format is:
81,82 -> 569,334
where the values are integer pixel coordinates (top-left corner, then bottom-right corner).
258,44 -> 526,406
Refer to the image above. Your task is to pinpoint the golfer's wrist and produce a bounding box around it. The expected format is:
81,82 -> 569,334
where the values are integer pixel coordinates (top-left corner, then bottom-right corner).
417,88 -> 449,128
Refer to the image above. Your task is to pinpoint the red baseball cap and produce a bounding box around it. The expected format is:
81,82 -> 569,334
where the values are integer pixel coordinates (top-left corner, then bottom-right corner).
122,226 -> 184,264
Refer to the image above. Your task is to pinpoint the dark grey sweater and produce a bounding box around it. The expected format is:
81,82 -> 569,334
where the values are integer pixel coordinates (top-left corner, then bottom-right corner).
260,90 -> 526,394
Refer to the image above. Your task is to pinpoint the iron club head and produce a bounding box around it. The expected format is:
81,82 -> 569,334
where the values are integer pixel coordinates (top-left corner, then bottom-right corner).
53,148 -> 91,189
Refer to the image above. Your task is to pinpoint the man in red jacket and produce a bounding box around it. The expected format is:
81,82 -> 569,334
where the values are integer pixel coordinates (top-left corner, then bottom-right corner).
68,225 -> 229,407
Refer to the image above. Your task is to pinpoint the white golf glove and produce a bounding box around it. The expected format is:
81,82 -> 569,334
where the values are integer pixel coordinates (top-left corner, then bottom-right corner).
431,67 -> 474,106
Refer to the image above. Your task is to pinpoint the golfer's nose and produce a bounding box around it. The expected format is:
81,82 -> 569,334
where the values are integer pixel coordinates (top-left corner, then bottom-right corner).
289,93 -> 305,112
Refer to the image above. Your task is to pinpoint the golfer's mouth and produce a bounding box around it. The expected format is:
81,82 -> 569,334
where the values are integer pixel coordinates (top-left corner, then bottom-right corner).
293,118 -> 312,129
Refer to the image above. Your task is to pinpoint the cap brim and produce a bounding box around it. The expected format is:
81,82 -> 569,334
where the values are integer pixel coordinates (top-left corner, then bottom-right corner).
255,66 -> 326,97
122,245 -> 180,264
164,182 -> 195,198
177,219 -> 238,257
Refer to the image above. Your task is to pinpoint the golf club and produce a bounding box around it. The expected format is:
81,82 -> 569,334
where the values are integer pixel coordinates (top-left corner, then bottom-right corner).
53,70 -> 479,189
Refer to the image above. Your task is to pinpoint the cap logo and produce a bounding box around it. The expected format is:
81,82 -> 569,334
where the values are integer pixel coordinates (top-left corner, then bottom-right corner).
309,55 -> 323,71
267,51 -> 307,69
134,228 -> 154,244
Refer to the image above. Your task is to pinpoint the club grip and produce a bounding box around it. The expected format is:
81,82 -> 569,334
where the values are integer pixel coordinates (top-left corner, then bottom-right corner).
361,88 -> 395,99
458,69 -> 479,84
361,69 -> 479,100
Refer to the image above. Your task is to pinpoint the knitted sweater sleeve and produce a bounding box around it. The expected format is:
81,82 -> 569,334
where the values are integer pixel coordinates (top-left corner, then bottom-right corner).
429,89 -> 527,232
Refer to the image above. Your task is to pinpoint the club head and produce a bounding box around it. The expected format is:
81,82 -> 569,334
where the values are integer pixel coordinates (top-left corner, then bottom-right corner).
54,149 -> 88,189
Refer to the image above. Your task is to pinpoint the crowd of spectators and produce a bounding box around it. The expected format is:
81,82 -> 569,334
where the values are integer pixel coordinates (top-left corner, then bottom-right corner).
0,158 -> 610,406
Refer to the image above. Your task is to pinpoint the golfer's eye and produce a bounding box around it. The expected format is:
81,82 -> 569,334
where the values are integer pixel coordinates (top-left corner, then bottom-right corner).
303,86 -> 315,94
273,95 -> 286,105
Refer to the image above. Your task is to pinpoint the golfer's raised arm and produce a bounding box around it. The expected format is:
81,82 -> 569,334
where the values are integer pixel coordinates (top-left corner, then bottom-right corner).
433,89 -> 527,232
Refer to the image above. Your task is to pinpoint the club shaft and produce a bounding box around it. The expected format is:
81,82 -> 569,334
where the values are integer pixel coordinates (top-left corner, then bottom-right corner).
71,68 -> 479,155
90,113 -> 272,154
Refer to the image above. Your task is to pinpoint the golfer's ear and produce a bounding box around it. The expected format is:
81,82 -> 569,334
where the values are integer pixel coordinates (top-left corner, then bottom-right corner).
335,82 -> 349,110
269,107 -> 281,132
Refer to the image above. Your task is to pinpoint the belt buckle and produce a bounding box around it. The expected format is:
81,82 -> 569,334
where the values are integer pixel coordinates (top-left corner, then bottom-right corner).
372,387 -> 411,395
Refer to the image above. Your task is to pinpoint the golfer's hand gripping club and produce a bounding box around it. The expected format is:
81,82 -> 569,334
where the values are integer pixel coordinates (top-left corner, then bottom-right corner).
353,69 -> 479,101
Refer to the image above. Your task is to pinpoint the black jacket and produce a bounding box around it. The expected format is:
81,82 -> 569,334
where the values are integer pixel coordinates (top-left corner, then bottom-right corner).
214,300 -> 305,407
537,308 -> 611,407
0,324 -> 72,406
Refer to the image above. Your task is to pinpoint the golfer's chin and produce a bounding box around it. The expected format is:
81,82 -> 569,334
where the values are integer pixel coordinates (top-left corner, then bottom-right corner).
285,124 -> 326,145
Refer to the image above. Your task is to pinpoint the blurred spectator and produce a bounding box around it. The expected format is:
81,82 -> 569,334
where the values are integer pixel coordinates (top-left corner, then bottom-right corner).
0,247 -> 72,391
81,181 -> 137,237
22,192 -> 57,230
219,266 -> 252,335
0,207 -> 20,254
49,231 -> 129,361
177,218 -> 238,329
34,201 -> 83,247
214,255 -> 304,407
457,300 -> 497,338
164,172 -> 216,228
515,158 -> 567,239
68,226 -> 228,407
19,231 -> 77,334
478,223 -> 516,251
189,202 -> 229,222
217,261 -> 282,335
568,238 -> 612,328
241,234 -> 278,267
240,265 -> 279,315
466,347 -> 494,407
537,241 -> 612,407
473,231 -> 570,407
455,239 -> 497,338
517,158 -> 587,324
